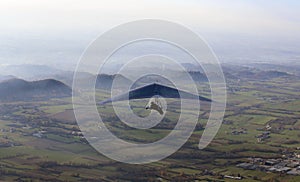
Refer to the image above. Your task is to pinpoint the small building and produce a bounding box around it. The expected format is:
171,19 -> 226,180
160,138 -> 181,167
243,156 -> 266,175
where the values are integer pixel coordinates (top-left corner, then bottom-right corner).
275,167 -> 291,173
265,159 -> 279,166
224,175 -> 242,180
287,169 -> 300,175
237,163 -> 252,169
33,132 -> 43,138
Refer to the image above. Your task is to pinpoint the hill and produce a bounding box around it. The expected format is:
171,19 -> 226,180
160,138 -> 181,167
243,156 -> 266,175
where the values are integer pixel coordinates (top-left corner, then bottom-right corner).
0,75 -> 16,82
0,78 -> 72,101
95,74 -> 132,90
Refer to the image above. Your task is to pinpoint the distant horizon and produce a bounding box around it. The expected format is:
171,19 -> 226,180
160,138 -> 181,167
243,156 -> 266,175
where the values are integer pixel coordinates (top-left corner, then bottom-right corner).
0,0 -> 299,69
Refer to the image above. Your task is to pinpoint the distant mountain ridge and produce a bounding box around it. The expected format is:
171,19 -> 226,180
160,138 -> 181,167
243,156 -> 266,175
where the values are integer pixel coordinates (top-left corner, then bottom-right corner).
231,69 -> 293,80
0,75 -> 16,82
0,64 -> 65,80
95,74 -> 132,90
0,78 -> 72,102
1,63 -> 297,92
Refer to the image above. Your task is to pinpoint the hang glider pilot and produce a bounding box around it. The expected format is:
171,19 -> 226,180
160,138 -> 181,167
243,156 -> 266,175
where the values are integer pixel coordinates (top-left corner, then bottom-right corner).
145,97 -> 164,115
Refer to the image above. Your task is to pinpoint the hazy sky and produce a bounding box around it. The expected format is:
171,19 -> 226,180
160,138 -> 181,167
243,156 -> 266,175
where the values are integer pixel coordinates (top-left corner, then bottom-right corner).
0,0 -> 299,69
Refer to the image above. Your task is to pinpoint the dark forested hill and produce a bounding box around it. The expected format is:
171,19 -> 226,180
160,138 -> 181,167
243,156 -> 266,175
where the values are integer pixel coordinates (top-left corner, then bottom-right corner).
0,78 -> 72,101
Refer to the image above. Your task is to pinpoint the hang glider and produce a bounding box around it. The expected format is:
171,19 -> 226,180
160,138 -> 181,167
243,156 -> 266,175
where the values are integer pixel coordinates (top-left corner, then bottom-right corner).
99,83 -> 212,105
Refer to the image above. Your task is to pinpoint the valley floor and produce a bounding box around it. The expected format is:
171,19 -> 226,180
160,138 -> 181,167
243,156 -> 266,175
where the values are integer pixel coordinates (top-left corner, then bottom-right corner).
0,77 -> 300,181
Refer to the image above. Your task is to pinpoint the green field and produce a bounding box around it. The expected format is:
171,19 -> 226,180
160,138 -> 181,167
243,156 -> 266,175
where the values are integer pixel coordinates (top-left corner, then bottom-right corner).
0,76 -> 300,181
